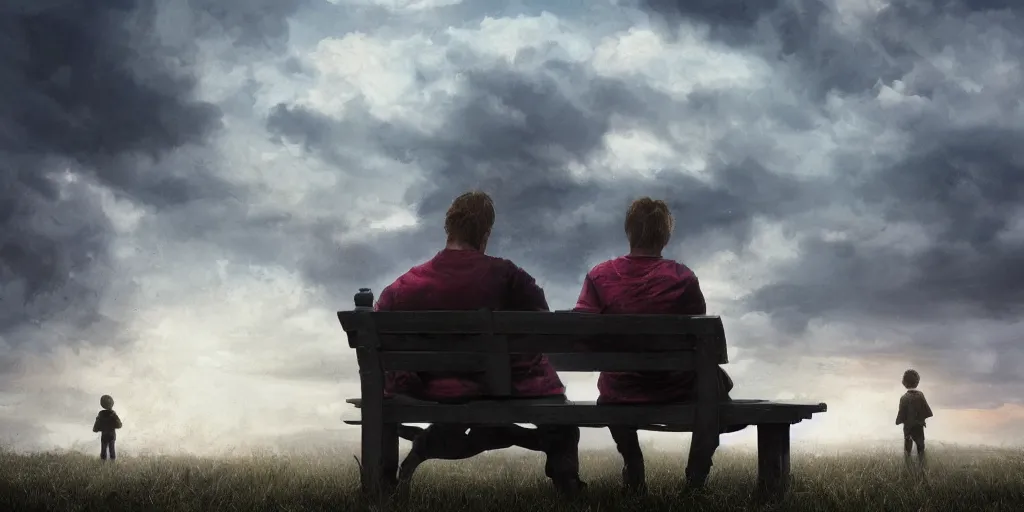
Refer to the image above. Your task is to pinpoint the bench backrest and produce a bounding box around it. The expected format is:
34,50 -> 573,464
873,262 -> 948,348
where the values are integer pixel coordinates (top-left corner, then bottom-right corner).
338,289 -> 728,399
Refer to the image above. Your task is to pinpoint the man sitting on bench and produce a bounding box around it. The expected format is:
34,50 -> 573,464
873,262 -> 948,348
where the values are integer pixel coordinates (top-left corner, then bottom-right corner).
374,190 -> 586,495
573,197 -> 745,494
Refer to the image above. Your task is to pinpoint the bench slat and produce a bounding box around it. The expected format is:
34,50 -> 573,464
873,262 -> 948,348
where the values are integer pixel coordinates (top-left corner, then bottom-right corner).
346,396 -> 571,406
492,312 -> 723,336
545,352 -> 695,372
340,311 -> 490,334
378,351 -> 696,372
513,335 -> 698,353
340,310 -> 729,365
381,352 -> 491,372
340,311 -> 724,336
345,398 -> 826,426
377,335 -> 492,352
380,402 -> 822,426
342,418 -> 795,432
371,335 -> 726,366
377,337 -> 723,365
377,334 -> 699,353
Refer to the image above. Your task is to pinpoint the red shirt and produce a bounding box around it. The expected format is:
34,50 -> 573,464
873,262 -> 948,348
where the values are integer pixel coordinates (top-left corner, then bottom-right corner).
374,249 -> 566,401
574,255 -> 708,403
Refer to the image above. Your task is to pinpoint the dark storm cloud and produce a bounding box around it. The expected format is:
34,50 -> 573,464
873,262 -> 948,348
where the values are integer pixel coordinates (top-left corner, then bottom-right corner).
633,0 -> 797,53
190,0 -> 307,51
635,0 -> 782,27
1,0 -> 213,340
0,0 -> 309,343
637,0 -> 1024,99
912,0 -> 1022,15
745,126 -> 1024,331
267,58 -> 825,297
636,0 -> 1023,32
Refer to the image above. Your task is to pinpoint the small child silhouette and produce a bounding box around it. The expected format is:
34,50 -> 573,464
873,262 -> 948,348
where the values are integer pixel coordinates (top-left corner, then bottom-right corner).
92,395 -> 122,461
895,369 -> 933,468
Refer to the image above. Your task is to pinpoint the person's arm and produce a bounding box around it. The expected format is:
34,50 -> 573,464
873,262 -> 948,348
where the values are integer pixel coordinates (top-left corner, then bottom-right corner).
919,393 -> 933,420
572,273 -> 602,313
506,263 -> 550,312
113,412 -> 122,429
896,395 -> 907,425
374,285 -> 396,312
92,415 -> 101,433
570,270 -> 618,350
676,272 -> 707,315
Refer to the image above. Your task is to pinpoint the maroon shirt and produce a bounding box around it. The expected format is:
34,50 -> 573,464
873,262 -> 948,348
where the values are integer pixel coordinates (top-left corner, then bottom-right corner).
374,249 -> 566,401
574,255 -> 709,403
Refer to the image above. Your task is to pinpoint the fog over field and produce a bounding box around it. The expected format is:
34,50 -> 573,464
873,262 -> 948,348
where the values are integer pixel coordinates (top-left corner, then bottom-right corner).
2,0 -> 1024,456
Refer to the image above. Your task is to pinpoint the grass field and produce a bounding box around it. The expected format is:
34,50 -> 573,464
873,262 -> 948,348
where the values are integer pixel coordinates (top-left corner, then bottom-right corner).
2,444 -> 1023,511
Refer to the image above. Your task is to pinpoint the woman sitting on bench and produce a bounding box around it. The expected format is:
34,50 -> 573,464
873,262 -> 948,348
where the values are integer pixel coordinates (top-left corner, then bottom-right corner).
572,196 -> 742,494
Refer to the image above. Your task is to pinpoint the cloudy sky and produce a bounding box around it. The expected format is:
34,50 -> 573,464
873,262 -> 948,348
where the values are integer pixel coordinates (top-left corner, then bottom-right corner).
2,0 -> 1023,457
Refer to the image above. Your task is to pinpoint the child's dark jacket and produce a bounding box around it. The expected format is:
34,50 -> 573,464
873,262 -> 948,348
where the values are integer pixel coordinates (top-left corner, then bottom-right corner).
895,389 -> 933,428
93,410 -> 123,439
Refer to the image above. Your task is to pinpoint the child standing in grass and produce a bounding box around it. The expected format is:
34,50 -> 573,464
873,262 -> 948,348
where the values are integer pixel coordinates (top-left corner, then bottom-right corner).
93,395 -> 122,461
896,369 -> 933,468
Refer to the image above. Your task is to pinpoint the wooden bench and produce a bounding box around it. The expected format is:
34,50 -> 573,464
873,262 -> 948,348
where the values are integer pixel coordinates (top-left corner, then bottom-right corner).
338,289 -> 827,498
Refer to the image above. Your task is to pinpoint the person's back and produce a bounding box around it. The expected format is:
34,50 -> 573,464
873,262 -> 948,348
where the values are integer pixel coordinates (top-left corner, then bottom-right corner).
898,389 -> 932,428
377,248 -> 564,399
577,255 -> 708,403
94,409 -> 122,432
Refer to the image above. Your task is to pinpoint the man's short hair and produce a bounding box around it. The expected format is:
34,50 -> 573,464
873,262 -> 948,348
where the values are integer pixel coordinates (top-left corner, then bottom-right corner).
444,191 -> 495,250
624,197 -> 674,252
902,369 -> 921,389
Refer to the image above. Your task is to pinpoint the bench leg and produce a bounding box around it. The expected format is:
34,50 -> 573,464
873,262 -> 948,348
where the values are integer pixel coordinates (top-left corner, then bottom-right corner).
756,423 -> 791,499
361,422 -> 399,497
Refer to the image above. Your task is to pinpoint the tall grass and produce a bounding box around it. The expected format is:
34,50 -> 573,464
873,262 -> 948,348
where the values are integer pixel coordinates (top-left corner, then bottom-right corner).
2,444 -> 1023,511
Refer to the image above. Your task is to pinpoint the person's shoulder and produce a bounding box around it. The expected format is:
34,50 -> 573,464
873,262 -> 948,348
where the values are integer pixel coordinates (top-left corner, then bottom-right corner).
396,258 -> 435,281
668,260 -> 699,281
382,257 -> 438,293
586,257 -> 621,278
485,254 -> 534,277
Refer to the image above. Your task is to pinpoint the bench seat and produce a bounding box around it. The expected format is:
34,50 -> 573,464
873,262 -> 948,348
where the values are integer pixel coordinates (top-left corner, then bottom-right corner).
343,397 -> 826,429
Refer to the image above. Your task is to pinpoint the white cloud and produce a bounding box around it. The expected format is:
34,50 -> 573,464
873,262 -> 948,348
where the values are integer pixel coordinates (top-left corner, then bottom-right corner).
591,27 -> 770,97
302,32 -> 454,124
448,13 -> 595,64
592,127 -> 679,179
